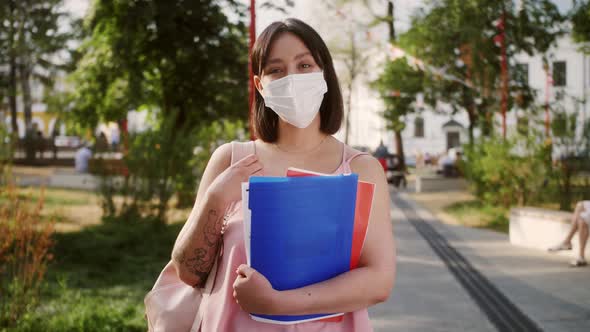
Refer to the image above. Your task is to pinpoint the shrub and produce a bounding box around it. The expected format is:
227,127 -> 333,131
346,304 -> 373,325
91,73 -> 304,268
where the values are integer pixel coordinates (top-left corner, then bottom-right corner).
95,115 -> 246,223
0,177 -> 55,327
461,134 -> 551,208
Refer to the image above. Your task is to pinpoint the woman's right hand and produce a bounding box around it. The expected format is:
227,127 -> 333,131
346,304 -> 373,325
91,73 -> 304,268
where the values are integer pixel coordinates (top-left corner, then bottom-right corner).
206,154 -> 263,207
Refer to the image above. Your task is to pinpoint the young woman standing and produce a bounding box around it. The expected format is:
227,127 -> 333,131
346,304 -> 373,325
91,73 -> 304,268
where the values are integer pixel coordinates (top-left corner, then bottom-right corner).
171,18 -> 396,331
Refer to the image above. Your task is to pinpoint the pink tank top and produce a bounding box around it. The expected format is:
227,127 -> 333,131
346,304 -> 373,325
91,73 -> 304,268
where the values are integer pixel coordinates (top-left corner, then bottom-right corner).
199,140 -> 373,332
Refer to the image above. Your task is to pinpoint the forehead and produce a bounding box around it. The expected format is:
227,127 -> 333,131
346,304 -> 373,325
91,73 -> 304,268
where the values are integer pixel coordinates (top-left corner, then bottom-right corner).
267,32 -> 311,62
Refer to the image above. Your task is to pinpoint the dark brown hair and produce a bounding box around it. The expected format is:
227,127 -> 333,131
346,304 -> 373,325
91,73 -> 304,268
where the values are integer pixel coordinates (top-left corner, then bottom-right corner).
251,18 -> 343,142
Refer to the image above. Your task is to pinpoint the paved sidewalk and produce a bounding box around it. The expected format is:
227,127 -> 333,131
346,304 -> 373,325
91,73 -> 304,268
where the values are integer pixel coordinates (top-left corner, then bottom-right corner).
369,190 -> 590,332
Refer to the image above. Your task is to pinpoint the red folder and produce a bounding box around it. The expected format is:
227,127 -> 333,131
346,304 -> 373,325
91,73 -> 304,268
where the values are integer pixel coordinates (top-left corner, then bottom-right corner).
286,168 -> 375,323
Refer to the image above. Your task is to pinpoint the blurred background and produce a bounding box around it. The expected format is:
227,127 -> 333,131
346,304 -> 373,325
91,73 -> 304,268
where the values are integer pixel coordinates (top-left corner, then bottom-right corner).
0,0 -> 589,331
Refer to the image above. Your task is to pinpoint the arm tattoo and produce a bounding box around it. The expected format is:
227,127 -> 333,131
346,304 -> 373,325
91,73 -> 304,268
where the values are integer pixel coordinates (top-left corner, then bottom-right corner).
175,208 -> 224,287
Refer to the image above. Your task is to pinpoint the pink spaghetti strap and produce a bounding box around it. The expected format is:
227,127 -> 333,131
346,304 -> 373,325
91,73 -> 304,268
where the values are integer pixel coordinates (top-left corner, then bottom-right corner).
231,141 -> 256,166
343,145 -> 370,174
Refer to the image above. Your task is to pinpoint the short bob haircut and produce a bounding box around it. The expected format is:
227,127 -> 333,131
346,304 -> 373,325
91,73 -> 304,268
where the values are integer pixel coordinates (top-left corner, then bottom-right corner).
251,18 -> 343,142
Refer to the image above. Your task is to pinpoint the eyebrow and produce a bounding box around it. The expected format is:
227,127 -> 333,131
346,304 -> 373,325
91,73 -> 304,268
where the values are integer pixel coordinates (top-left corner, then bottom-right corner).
294,52 -> 312,60
266,52 -> 312,66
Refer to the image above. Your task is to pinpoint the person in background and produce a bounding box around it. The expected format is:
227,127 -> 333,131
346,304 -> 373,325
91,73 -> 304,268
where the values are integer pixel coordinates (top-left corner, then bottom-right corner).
374,140 -> 389,173
548,200 -> 590,267
75,142 -> 92,173
51,124 -> 60,160
416,151 -> 425,169
110,125 -> 120,152
96,131 -> 109,153
36,130 -> 45,160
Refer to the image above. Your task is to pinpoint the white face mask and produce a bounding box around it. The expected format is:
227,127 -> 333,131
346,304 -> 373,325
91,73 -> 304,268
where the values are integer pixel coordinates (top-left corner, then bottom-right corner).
261,71 -> 328,128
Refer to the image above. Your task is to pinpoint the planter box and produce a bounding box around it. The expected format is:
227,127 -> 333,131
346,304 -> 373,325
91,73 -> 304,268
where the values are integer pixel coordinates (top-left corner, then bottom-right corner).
509,207 -> 589,257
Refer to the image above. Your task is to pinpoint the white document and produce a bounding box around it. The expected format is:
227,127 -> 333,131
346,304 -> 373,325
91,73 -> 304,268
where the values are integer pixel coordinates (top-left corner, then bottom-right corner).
241,182 -> 251,265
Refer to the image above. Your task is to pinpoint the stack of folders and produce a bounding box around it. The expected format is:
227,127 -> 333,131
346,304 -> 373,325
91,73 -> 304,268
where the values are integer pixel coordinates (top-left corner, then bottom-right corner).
241,167 -> 375,325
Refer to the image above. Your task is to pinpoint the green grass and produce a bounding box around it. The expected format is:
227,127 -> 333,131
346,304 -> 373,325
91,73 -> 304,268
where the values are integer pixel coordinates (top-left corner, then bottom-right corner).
0,188 -> 94,207
5,220 -> 183,332
24,188 -> 94,207
444,200 -> 510,233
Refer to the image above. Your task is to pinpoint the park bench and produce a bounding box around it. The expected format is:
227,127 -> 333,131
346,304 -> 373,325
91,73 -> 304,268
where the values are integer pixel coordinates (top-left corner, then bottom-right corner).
88,157 -> 128,176
509,207 -> 590,257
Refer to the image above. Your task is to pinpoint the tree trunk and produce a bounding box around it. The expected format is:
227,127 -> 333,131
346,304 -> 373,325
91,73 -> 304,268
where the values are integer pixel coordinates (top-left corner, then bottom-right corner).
388,1 -> 405,170
344,81 -> 352,145
9,50 -> 18,136
467,105 -> 476,146
19,63 -> 35,162
387,1 -> 395,42
8,0 -> 18,136
344,24 -> 358,146
394,129 -> 406,171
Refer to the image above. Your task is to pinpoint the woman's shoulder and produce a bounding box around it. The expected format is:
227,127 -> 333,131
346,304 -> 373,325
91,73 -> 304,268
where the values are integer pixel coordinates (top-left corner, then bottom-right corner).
343,145 -> 382,180
342,144 -> 373,164
231,140 -> 255,146
206,142 -> 234,171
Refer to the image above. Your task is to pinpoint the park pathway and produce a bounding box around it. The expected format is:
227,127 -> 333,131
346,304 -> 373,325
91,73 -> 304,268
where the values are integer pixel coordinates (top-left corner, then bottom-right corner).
368,190 -> 590,332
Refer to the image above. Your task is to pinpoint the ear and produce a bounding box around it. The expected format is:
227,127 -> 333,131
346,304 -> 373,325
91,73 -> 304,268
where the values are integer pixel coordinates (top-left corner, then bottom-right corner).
254,75 -> 264,96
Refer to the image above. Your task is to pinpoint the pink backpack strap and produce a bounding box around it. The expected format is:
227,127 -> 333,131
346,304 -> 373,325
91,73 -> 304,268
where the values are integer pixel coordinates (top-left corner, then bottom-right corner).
231,141 -> 256,166
343,145 -> 370,174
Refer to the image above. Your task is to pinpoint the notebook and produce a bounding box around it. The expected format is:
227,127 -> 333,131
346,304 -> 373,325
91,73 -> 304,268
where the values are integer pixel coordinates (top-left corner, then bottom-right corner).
286,167 -> 375,270
242,174 -> 358,324
286,167 -> 375,323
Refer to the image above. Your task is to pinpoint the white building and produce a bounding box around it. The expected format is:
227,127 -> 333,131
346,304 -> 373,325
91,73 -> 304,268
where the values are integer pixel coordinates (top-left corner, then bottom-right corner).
400,35 -> 589,159
294,1 -> 588,157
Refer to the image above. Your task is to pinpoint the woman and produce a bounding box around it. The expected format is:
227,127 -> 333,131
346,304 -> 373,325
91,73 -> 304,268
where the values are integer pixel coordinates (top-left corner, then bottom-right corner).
171,18 -> 396,331
548,200 -> 590,267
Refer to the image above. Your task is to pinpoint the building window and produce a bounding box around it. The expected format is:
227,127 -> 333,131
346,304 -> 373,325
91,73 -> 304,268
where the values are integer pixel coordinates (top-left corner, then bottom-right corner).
414,117 -> 424,137
552,112 -> 567,137
514,63 -> 529,85
446,132 -> 460,150
553,61 -> 566,87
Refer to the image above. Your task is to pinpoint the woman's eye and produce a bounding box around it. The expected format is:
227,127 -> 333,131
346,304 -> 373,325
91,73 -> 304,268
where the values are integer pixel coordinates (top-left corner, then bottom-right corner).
268,68 -> 281,74
301,63 -> 311,69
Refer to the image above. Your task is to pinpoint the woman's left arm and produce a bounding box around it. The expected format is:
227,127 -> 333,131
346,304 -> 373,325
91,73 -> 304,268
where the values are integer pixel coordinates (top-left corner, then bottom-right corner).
234,155 -> 396,315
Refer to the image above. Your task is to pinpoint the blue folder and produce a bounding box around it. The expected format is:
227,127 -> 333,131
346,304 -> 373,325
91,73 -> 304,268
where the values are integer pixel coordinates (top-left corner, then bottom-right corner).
247,174 -> 358,324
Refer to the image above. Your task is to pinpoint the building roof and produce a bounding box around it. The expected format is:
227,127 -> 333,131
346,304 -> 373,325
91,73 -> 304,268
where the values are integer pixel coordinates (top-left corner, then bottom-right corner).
442,119 -> 464,129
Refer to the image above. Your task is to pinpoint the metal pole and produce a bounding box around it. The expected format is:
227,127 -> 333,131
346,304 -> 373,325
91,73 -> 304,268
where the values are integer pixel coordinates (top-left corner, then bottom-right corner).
583,53 -> 587,132
248,0 -> 256,141
545,62 -> 551,137
500,13 -> 508,139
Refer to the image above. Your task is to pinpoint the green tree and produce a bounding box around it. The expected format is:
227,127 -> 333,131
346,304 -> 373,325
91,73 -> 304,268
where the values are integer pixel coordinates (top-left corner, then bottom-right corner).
338,30 -> 369,146
69,0 -> 248,131
372,57 -> 424,169
70,0 -> 249,222
572,0 -> 590,53
324,0 -> 406,164
0,1 -> 18,136
260,0 -> 295,13
320,0 -> 371,145
0,0 -> 72,161
401,0 -> 564,143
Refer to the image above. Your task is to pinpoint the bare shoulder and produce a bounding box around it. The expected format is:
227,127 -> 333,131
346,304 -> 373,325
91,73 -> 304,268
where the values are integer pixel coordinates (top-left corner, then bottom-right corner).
348,149 -> 385,183
207,142 -> 233,170
194,142 -> 233,199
